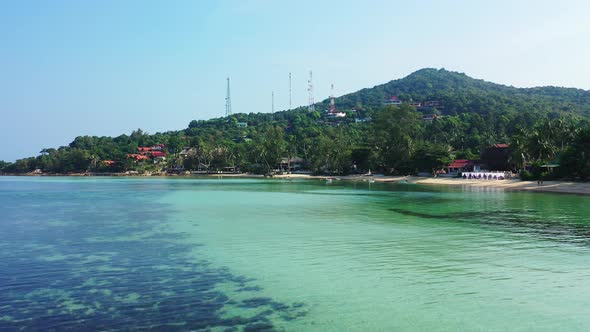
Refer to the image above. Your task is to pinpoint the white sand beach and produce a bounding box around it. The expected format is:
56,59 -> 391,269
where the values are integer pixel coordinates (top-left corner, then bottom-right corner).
271,173 -> 590,196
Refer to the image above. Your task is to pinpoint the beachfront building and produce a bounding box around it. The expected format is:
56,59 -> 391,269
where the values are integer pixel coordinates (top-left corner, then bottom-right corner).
446,159 -> 473,176
481,144 -> 511,171
279,157 -> 306,172
445,159 -> 484,175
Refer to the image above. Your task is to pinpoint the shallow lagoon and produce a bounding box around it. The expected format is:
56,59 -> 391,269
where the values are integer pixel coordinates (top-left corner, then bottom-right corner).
1,177 -> 590,331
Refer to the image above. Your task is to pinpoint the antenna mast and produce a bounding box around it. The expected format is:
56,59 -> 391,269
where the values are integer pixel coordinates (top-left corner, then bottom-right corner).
289,72 -> 292,109
307,71 -> 315,112
225,77 -> 232,117
272,91 -> 275,113
330,83 -> 336,113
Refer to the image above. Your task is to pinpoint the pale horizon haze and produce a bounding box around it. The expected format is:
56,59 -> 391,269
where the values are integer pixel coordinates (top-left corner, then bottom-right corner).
1,0 -> 589,161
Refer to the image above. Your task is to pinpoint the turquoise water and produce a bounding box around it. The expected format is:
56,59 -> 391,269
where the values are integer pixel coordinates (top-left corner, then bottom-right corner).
1,177 -> 590,331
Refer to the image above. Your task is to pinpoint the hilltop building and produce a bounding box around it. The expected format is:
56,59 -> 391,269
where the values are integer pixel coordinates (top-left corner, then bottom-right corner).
385,96 -> 402,106
422,114 -> 443,121
325,84 -> 347,118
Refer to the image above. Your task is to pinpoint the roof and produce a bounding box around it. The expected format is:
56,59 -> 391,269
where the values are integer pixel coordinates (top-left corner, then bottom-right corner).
128,154 -> 150,161
151,151 -> 166,157
492,144 -> 509,148
448,159 -> 471,168
388,96 -> 399,101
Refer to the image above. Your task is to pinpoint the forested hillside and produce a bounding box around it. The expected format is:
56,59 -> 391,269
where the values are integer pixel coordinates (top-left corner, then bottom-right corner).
327,68 -> 590,117
3,69 -> 590,179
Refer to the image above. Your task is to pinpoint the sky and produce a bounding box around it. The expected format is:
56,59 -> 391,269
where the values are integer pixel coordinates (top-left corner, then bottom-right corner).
1,0 -> 589,161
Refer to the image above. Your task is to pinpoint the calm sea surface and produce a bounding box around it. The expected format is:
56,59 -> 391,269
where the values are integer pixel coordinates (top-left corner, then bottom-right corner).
1,177 -> 590,331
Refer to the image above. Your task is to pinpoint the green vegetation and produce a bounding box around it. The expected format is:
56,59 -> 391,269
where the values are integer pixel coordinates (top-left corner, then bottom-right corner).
2,68 -> 590,180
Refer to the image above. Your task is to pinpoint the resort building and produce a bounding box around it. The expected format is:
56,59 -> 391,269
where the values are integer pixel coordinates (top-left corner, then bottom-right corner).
385,96 -> 402,106
128,144 -> 167,162
481,144 -> 510,171
447,159 -> 473,176
279,157 -> 305,172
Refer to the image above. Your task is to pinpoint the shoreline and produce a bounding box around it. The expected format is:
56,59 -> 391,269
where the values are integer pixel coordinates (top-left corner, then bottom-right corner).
2,173 -> 589,196
373,176 -> 590,196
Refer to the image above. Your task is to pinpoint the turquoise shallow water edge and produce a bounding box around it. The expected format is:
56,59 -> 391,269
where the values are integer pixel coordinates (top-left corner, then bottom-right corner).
1,177 -> 590,331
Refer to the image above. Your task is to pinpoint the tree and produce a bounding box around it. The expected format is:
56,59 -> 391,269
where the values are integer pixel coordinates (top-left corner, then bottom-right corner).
560,129 -> 590,179
413,142 -> 454,174
528,121 -> 558,163
509,127 -> 530,171
309,129 -> 353,175
167,135 -> 184,154
255,126 -> 287,174
371,105 -> 422,174
0,160 -> 12,172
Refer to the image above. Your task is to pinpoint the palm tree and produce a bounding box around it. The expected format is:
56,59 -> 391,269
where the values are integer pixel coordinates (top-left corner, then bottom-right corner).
528,126 -> 557,162
509,127 -> 530,170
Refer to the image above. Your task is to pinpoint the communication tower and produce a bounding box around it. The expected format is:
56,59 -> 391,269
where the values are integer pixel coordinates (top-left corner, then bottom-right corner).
307,71 -> 315,112
225,77 -> 232,117
330,83 -> 336,113
289,72 -> 292,109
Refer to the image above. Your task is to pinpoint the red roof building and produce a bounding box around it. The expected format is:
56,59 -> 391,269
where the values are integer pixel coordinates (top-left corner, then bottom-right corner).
448,159 -> 471,169
128,154 -> 150,161
446,159 -> 477,175
482,144 -> 511,170
385,96 -> 402,105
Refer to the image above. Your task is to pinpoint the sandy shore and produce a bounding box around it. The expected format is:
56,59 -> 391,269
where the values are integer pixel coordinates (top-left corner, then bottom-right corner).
272,174 -> 590,196
414,177 -> 590,195
350,175 -> 590,196
5,172 -> 590,196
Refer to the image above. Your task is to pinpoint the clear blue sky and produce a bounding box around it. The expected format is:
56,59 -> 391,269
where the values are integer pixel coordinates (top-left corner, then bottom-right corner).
1,0 -> 589,161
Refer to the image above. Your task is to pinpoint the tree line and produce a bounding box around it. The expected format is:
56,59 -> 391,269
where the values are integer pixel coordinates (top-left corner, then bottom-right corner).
2,103 -> 590,180
3,68 -> 590,179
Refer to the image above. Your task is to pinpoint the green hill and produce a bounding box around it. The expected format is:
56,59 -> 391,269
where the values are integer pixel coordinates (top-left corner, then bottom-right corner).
4,68 -> 590,178
319,68 -> 590,118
